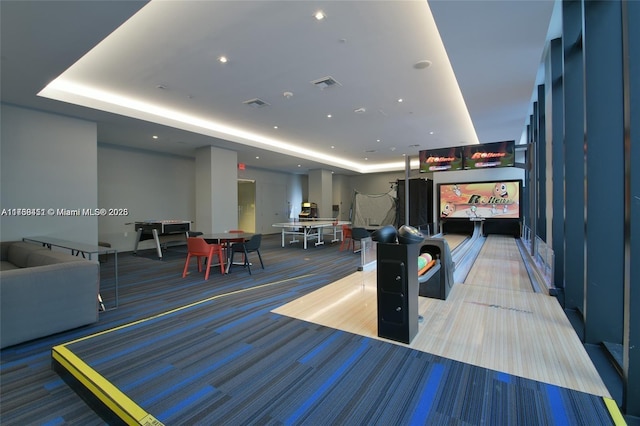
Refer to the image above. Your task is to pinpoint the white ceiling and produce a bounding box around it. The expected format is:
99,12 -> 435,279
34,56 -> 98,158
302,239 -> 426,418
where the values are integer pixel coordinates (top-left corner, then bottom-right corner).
1,0 -> 557,175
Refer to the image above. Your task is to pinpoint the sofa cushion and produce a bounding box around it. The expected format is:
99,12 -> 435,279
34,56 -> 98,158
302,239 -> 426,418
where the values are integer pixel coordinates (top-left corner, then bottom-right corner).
25,250 -> 83,267
6,242 -> 47,268
0,260 -> 20,271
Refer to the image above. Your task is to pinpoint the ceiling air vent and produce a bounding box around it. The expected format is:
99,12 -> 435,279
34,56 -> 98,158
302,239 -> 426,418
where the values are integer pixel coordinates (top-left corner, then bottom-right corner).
310,76 -> 341,89
243,98 -> 269,107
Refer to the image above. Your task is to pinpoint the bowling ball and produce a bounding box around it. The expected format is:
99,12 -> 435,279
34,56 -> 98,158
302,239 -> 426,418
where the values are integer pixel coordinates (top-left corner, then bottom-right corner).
372,225 -> 397,243
420,252 -> 433,263
418,256 -> 427,270
397,225 -> 424,244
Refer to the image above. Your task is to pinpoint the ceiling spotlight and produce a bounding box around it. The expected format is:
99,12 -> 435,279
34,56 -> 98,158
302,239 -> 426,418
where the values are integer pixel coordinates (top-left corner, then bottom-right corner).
283,91 -> 293,99
218,56 -> 228,63
327,114 -> 332,118
152,135 -> 158,139
314,10 -> 326,20
255,156 -> 260,159
397,98 -> 403,103
273,125 -> 278,129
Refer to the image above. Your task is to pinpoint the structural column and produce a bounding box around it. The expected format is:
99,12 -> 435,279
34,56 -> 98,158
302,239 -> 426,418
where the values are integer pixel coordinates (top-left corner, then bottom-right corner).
547,38 -> 565,300
562,0 -> 586,313
536,86 -> 547,242
195,146 -> 238,233
622,0 -> 639,416
583,0 -> 625,346
308,169 -> 333,218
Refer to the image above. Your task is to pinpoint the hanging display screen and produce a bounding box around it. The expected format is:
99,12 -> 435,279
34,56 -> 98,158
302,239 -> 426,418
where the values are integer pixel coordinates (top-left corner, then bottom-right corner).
463,140 -> 515,170
419,147 -> 464,172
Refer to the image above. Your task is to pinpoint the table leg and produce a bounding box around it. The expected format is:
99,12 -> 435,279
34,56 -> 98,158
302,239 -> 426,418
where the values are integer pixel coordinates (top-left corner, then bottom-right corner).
133,228 -> 143,254
152,229 -> 162,258
113,250 -> 119,308
303,228 -> 308,249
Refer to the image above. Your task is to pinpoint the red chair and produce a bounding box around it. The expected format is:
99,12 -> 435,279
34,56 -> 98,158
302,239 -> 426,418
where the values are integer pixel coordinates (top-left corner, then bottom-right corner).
182,237 -> 226,280
339,225 -> 353,251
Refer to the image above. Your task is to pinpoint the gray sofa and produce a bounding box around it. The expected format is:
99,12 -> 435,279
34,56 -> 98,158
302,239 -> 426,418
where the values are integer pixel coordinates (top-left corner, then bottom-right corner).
0,241 -> 100,349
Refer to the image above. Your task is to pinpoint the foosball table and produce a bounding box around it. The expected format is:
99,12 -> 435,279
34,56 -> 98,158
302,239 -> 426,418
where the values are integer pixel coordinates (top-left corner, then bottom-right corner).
133,220 -> 192,258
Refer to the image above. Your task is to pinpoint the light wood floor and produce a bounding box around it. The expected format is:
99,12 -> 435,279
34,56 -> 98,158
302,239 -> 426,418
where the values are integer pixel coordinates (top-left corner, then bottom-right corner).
441,233 -> 468,251
273,235 -> 610,398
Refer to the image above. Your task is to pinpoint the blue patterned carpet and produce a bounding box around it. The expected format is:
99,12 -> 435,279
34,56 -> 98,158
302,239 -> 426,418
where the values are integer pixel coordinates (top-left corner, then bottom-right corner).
1,235 -> 618,425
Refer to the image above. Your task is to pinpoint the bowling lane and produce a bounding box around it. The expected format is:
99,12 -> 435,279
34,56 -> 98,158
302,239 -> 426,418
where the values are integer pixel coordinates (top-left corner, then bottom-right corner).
464,234 -> 533,292
442,233 -> 468,251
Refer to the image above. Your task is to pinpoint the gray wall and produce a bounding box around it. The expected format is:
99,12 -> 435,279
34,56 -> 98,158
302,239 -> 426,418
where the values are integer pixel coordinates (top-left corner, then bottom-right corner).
97,144 -> 195,252
0,104 -> 98,244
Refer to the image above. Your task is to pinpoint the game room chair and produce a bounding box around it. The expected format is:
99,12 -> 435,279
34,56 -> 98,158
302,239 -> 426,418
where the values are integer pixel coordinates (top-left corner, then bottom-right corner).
339,225 -> 353,251
351,227 -> 371,253
228,234 -> 264,275
182,237 -> 226,280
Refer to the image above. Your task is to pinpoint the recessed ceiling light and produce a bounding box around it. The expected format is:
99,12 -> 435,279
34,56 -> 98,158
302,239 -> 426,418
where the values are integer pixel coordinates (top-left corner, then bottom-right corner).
327,114 -> 332,118
331,145 -> 335,149
218,56 -> 228,63
397,98 -> 403,103
297,164 -> 301,167
152,135 -> 158,139
314,10 -> 326,20
255,156 -> 260,159
376,139 -> 381,142
273,125 -> 278,129
429,131 -> 435,135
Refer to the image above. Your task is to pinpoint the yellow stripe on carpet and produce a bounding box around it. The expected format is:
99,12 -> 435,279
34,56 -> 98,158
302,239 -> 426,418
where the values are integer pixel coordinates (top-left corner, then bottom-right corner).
52,345 -> 163,426
603,397 -> 627,425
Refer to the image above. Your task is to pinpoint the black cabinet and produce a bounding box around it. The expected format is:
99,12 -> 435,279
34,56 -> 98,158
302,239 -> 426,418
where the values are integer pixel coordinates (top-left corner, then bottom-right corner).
377,242 -> 420,344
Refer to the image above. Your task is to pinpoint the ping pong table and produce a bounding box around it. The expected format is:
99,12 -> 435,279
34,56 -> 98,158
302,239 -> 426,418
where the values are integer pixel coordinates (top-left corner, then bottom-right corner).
272,220 -> 350,249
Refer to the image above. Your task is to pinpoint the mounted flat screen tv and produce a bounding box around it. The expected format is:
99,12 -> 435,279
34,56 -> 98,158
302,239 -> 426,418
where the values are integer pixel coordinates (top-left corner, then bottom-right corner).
438,180 -> 522,220
463,140 -> 515,170
419,147 -> 464,172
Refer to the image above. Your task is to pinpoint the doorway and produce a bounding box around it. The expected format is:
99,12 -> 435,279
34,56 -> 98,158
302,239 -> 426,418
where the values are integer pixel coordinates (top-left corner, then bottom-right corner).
238,180 -> 256,233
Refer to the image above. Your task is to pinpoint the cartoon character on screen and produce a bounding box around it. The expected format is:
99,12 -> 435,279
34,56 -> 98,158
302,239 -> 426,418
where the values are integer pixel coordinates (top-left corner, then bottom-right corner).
494,182 -> 510,213
452,184 -> 462,197
467,205 -> 479,218
441,202 -> 456,217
